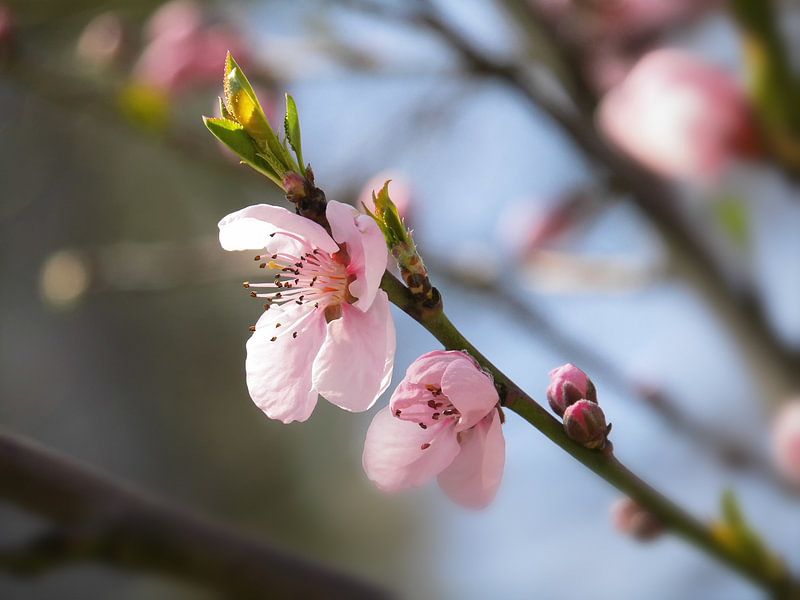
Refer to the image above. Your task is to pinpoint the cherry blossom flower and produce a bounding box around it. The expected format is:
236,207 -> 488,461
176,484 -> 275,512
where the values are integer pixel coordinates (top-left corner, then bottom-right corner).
597,49 -> 758,181
219,201 -> 395,424
363,350 -> 505,509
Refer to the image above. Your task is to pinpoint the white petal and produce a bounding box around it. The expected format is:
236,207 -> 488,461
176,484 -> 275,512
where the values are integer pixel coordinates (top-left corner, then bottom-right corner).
363,407 -> 460,492
437,411 -> 505,509
245,302 -> 327,423
219,204 -> 338,255
312,291 -> 395,412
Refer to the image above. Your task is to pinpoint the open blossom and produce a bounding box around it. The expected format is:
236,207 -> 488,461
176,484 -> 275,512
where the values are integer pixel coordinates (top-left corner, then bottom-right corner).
772,401 -> 800,485
363,350 -> 505,509
598,49 -> 758,181
219,201 -> 395,423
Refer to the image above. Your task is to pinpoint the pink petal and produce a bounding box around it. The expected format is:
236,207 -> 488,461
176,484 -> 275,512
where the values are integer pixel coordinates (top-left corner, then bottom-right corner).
363,407 -> 460,492
437,411 -> 505,509
245,302 -> 327,423
326,200 -> 387,311
219,204 -> 339,255
441,356 -> 499,430
312,290 -> 395,412
403,350 -> 466,385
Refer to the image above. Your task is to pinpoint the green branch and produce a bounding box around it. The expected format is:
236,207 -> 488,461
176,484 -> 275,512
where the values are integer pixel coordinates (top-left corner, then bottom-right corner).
380,271 -> 799,598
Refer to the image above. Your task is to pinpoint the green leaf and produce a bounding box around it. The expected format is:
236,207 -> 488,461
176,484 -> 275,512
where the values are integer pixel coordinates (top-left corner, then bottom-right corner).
223,54 -> 272,145
203,117 -> 283,188
370,180 -> 411,249
284,94 -> 305,175
222,53 -> 298,177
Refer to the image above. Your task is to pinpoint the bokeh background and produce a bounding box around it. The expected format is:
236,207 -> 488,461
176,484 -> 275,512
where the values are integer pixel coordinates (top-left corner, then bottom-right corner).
2,0 -> 800,598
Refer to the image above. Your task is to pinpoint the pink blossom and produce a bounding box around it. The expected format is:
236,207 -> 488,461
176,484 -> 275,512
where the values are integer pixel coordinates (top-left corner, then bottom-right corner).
597,49 -> 758,181
219,201 -> 395,423
363,350 -> 505,509
359,171 -> 413,221
133,1 -> 250,96
772,401 -> 800,485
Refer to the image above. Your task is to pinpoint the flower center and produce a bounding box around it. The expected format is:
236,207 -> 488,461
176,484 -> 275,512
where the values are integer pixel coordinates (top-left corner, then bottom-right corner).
393,384 -> 460,450
243,244 -> 350,314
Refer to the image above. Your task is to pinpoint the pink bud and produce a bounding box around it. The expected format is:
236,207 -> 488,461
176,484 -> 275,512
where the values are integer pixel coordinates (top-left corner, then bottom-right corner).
598,49 -> 758,182
772,401 -> 800,486
76,12 -> 127,70
547,363 -> 596,417
611,497 -> 663,541
563,399 -> 607,449
359,171 -> 412,221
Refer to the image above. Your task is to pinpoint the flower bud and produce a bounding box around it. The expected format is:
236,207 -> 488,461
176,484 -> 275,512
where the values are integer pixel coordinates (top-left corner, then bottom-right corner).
563,399 -> 608,449
772,400 -> 800,486
547,363 -> 597,417
611,497 -> 663,541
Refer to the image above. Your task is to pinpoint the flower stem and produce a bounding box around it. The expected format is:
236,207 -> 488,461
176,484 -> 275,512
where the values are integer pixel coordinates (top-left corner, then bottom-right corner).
380,271 -> 799,597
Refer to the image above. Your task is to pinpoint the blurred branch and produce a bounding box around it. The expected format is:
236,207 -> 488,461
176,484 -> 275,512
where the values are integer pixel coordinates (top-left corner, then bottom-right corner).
729,0 -> 800,173
0,429 -> 387,599
346,0 -> 800,406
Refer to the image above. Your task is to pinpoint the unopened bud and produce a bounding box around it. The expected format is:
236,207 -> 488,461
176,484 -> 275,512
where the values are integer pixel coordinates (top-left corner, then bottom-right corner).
563,399 -> 608,449
772,400 -> 800,486
547,363 -> 597,417
611,497 -> 663,541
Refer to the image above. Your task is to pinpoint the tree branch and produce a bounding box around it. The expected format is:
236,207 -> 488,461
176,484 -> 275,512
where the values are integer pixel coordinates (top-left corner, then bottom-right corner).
380,271 -> 799,597
428,257 -> 800,499
0,430 -> 387,599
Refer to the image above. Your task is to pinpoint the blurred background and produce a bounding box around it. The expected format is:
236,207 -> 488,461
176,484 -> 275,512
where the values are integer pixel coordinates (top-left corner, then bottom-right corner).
2,0 -> 800,598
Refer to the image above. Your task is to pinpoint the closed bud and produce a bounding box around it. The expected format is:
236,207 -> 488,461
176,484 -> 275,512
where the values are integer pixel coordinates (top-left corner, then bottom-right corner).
563,399 -> 608,449
611,497 -> 663,541
547,363 -> 597,417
